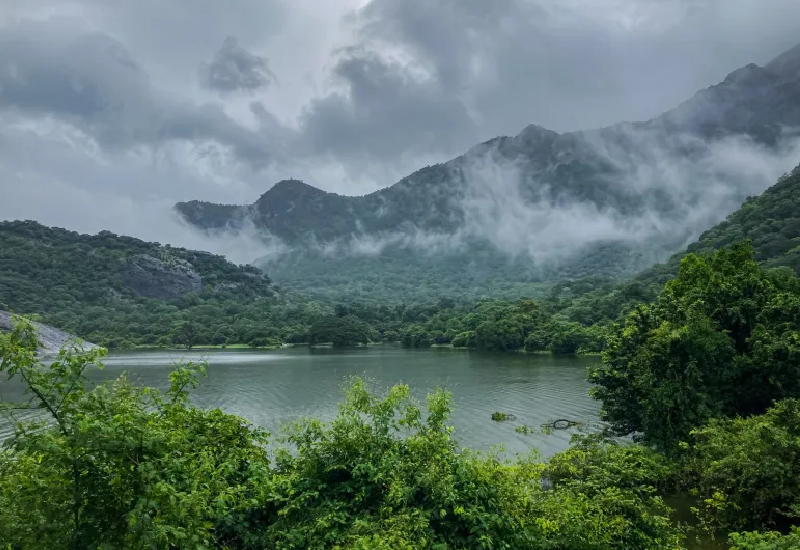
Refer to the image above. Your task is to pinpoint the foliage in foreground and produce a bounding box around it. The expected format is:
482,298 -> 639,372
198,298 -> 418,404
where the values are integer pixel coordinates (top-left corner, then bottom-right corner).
590,242 -> 800,452
0,319 -> 267,550
0,318 -> 682,550
684,398 -> 800,536
728,528 -> 800,550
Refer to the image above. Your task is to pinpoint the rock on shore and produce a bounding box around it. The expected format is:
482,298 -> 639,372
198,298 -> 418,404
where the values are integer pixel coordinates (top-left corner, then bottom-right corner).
0,310 -> 97,356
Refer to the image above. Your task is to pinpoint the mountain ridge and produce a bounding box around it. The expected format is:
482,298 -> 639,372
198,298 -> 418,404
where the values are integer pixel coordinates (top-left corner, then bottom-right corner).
178,41 -> 800,211
175,42 -> 800,300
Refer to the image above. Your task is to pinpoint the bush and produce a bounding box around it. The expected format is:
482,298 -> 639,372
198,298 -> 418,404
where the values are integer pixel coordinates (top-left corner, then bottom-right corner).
684,398 -> 800,535
452,330 -> 476,348
400,326 -> 432,348
728,528 -> 800,550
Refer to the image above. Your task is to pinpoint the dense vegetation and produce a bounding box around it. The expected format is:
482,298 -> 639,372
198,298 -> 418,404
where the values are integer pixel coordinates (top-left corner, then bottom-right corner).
0,220 -> 292,349
262,239 -> 665,305
0,220 -> 611,353
591,242 -> 800,451
1,319 -> 683,550
584,242 -> 800,546
4,236 -> 800,549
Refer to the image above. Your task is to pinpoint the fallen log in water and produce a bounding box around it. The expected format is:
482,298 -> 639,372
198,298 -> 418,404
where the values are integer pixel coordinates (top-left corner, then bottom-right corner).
541,419 -> 581,430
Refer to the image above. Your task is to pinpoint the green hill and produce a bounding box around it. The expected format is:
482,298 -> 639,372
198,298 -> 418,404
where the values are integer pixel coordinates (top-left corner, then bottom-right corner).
0,220 -> 292,348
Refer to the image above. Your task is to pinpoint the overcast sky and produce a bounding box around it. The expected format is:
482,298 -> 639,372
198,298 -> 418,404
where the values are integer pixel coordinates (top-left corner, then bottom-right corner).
1,0 -> 800,242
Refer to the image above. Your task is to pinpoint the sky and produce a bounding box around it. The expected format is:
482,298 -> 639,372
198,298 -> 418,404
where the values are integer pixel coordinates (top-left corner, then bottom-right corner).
1,0 -> 800,249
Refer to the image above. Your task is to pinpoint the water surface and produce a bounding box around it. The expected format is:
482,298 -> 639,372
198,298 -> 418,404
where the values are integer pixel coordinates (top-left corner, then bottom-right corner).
1,347 -> 601,456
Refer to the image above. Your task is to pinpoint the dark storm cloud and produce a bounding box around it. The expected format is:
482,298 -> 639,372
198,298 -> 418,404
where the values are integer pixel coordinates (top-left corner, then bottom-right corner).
200,37 -> 277,93
0,0 -> 799,215
296,47 -> 479,162
293,0 -> 800,166
0,20 -> 278,167
293,0 -> 531,163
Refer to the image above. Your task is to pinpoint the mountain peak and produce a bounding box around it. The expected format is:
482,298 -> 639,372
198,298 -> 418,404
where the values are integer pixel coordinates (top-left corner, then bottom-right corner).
257,179 -> 329,203
723,63 -> 767,84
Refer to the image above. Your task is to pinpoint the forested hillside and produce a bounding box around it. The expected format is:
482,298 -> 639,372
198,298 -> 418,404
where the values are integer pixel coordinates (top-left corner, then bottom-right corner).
0,220 -> 282,348
551,162 -> 800,325
0,219 -> 603,352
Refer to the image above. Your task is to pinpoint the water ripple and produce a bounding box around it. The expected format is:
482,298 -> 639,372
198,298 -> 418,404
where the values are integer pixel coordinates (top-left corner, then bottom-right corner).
1,348 -> 601,457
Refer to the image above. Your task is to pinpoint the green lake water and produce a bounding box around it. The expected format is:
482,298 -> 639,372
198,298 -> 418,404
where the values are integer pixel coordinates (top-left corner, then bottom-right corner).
1,347 -> 601,456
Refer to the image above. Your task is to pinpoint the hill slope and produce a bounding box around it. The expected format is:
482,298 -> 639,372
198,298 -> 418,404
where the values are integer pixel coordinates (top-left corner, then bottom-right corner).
0,220 -> 278,347
558,162 -> 800,324
176,42 -> 800,302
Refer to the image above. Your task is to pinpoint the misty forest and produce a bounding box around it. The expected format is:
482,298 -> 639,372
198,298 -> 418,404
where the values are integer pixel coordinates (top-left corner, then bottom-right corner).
3,5 -> 800,549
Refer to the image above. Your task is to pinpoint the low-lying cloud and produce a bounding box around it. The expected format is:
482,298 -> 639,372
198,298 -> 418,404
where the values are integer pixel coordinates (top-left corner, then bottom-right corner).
251,129 -> 800,274
454,132 -> 800,264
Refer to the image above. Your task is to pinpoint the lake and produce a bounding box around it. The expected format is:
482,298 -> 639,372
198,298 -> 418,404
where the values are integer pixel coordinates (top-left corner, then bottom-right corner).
0,347 -> 601,456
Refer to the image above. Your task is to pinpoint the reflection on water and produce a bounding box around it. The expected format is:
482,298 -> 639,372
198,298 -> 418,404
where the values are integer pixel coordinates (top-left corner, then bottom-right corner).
1,347 -> 601,457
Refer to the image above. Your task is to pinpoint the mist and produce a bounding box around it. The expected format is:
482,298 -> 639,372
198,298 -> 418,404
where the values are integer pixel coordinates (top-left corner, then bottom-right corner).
452,131 -> 800,264
249,128 -> 800,278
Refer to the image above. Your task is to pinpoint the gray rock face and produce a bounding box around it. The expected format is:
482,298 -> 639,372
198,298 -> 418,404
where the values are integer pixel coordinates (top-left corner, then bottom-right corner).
0,310 -> 97,356
117,254 -> 202,300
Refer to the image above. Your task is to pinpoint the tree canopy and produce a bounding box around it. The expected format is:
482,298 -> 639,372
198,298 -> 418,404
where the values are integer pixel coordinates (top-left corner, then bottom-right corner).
590,242 -> 800,452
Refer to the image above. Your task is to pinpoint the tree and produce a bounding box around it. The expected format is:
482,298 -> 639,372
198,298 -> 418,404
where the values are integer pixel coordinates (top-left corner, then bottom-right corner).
173,322 -> 199,350
308,315 -> 369,347
590,243 -> 800,452
400,325 -> 431,348
685,399 -> 800,536
452,330 -> 476,348
0,316 -> 267,549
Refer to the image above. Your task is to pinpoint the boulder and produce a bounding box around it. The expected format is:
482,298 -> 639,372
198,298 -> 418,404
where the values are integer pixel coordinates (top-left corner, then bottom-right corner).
0,310 -> 97,356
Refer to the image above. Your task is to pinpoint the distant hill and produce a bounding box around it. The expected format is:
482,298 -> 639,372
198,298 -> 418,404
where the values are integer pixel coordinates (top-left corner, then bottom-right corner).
176,42 -> 800,302
0,220 -> 275,347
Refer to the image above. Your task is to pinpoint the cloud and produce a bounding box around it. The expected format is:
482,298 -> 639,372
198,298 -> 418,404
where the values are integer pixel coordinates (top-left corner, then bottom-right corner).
1,0 -> 800,266
200,37 -> 277,94
0,19 -> 282,170
296,47 -> 479,163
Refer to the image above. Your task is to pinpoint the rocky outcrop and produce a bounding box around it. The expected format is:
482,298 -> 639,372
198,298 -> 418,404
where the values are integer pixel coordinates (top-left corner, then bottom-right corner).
0,310 -> 97,356
116,254 -> 202,300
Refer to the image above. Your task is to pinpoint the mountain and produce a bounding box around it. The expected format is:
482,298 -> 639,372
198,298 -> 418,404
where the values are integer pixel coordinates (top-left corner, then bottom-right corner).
0,220 -> 275,347
176,42 -> 800,302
